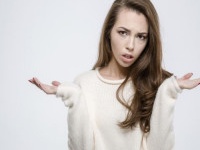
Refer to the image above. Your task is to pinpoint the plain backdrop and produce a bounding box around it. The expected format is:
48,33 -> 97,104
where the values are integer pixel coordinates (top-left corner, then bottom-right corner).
0,0 -> 199,149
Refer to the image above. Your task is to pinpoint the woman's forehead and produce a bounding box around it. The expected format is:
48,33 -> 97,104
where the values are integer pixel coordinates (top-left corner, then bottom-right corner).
114,8 -> 148,33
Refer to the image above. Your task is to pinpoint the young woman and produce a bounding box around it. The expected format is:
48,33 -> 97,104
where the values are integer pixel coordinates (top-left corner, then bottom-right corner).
29,0 -> 200,150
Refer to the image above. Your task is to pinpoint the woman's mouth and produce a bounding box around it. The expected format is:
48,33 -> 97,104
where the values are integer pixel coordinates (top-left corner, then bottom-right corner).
123,54 -> 133,59
122,54 -> 134,63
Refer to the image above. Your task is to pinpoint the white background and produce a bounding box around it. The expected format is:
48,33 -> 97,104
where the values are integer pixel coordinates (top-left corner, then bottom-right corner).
0,0 -> 199,149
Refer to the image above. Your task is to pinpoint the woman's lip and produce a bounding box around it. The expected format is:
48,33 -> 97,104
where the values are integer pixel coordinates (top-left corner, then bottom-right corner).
122,54 -> 134,62
122,54 -> 133,59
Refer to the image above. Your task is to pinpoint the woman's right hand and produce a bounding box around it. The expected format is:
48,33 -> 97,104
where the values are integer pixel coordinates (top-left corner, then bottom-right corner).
29,77 -> 61,94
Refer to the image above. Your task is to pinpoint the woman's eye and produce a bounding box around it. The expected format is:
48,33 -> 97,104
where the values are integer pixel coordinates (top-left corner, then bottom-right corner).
137,34 -> 147,40
118,31 -> 128,36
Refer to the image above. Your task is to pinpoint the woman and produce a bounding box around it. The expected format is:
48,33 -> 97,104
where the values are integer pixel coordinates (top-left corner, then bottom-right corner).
29,0 -> 200,149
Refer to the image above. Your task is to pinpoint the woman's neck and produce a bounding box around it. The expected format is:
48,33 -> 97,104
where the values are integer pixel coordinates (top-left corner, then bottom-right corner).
99,59 -> 129,80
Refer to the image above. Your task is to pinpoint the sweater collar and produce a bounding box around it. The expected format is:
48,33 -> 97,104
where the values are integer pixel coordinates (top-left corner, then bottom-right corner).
95,68 -> 125,85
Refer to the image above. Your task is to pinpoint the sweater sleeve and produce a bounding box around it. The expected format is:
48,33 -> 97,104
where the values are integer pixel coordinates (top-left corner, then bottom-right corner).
56,82 -> 81,107
144,76 -> 182,150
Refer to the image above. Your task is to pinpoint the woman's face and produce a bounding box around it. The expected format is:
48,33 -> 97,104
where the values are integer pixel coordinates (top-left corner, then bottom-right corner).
109,8 -> 148,68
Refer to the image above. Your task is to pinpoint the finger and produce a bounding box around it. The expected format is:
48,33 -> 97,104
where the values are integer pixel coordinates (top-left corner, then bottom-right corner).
185,78 -> 200,89
28,79 -> 34,83
33,77 -> 42,86
30,77 -> 43,90
194,78 -> 200,85
189,79 -> 200,89
29,78 -> 38,85
52,81 -> 60,86
181,73 -> 193,80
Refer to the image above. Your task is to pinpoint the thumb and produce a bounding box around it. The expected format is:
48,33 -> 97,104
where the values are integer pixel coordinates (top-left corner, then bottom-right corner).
52,81 -> 61,86
181,73 -> 193,80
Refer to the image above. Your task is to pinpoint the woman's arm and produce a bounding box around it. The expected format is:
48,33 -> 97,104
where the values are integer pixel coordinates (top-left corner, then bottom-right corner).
29,77 -> 80,107
145,73 -> 199,150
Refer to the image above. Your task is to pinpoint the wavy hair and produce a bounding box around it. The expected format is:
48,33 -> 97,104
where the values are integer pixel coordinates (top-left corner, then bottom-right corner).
93,0 -> 172,133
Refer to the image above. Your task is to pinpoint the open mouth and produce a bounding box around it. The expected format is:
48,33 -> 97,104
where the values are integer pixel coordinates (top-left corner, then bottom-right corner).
123,54 -> 133,59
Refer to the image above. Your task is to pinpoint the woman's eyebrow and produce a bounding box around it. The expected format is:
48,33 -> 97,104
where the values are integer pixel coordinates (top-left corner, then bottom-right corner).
118,27 -> 148,34
137,32 -> 148,35
118,27 -> 131,32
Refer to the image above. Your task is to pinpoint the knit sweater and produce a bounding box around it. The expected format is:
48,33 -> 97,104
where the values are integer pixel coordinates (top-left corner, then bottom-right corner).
56,68 -> 182,150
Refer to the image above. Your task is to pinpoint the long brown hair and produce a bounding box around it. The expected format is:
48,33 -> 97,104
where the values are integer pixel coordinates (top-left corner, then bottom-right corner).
93,0 -> 172,133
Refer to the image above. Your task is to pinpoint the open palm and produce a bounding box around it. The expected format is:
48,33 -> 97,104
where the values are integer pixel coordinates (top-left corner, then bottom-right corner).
177,73 -> 200,89
29,77 -> 60,94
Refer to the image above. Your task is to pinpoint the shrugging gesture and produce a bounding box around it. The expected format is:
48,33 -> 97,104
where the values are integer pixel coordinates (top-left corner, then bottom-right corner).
29,73 -> 200,95
28,0 -> 200,149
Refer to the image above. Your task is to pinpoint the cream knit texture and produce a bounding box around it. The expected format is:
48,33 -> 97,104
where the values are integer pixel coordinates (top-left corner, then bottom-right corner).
56,69 -> 182,150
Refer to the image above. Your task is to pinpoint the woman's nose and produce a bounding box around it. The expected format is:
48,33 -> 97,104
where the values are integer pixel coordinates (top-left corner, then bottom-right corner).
126,37 -> 134,51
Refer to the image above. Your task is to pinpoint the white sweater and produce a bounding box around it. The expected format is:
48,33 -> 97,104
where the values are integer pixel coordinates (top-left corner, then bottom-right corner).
56,68 -> 182,150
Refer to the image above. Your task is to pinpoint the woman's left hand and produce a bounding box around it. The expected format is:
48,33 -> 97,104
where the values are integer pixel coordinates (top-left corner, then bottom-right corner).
177,73 -> 200,89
